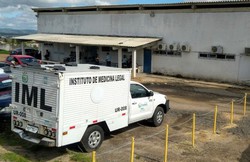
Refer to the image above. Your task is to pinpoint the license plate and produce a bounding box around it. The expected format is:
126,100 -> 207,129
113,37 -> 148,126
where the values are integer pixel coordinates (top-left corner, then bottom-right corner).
26,125 -> 38,133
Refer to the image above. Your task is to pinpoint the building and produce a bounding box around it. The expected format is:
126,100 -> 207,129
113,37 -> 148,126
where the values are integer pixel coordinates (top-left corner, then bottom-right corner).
15,1 -> 250,83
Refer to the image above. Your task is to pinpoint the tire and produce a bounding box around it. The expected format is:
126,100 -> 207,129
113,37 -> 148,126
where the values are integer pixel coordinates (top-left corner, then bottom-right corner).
152,106 -> 165,127
80,125 -> 104,152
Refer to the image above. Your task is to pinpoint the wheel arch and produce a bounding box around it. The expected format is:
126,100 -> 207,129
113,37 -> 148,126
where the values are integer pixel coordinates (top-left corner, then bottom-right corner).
80,122 -> 108,152
88,121 -> 110,135
157,104 -> 167,114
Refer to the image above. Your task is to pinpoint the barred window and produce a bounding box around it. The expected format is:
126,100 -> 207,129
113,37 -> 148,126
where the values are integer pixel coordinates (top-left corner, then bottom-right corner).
199,52 -> 235,61
153,50 -> 182,57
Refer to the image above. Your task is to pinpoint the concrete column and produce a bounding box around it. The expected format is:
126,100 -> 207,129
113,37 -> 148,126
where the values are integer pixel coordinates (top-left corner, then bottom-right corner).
132,49 -> 137,78
40,43 -> 44,60
76,45 -> 80,64
118,48 -> 122,68
21,42 -> 25,55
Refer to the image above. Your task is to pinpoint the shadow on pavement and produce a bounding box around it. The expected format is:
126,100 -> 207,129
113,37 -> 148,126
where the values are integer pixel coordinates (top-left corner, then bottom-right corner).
239,144 -> 250,162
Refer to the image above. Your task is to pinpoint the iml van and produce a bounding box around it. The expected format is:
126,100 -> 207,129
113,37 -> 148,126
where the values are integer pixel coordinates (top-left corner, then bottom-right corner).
10,64 -> 169,152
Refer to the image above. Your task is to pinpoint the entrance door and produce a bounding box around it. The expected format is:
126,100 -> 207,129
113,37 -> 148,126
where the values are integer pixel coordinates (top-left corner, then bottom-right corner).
143,49 -> 152,73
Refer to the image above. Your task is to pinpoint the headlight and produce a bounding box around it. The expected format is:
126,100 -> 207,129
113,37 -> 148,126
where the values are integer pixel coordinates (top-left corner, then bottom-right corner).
0,107 -> 11,113
2,79 -> 12,84
9,104 -> 17,109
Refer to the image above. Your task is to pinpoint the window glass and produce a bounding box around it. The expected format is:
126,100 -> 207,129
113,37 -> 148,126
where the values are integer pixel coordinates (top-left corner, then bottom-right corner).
16,49 -> 22,54
199,52 -> 235,61
153,50 -> 182,57
19,57 -> 37,64
130,84 -> 148,98
25,49 -> 31,54
0,63 -> 6,67
14,58 -> 18,63
6,56 -> 13,62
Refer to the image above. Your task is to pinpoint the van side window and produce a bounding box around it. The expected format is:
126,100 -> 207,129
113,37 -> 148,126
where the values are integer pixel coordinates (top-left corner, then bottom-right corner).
130,84 -> 148,98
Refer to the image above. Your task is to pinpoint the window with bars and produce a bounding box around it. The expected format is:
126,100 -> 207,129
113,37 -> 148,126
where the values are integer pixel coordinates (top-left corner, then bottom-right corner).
199,52 -> 235,61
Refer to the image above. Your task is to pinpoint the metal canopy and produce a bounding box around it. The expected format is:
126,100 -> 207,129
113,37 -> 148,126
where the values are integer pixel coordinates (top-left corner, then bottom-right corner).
14,33 -> 161,48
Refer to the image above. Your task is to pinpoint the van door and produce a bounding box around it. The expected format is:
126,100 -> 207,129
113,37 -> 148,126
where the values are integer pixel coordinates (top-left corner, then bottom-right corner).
129,83 -> 153,124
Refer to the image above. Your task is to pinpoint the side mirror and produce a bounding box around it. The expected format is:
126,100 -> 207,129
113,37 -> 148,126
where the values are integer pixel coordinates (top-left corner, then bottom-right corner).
148,91 -> 154,96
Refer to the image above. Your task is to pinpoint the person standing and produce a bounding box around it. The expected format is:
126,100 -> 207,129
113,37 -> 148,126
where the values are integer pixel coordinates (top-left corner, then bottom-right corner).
45,50 -> 50,60
36,51 -> 42,59
122,55 -> 128,68
95,54 -> 100,65
128,55 -> 132,68
106,53 -> 111,66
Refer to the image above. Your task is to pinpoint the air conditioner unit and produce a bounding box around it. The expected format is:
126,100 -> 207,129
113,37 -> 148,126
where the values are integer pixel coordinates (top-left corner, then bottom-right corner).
158,43 -> 167,51
168,43 -> 179,51
181,44 -> 191,52
211,46 -> 223,54
245,48 -> 250,56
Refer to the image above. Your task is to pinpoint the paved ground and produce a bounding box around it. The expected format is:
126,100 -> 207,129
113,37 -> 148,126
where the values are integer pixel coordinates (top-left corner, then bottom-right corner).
96,74 -> 250,162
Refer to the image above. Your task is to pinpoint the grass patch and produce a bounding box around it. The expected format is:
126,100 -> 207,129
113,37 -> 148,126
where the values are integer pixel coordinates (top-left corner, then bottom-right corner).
0,49 -> 10,54
68,150 -> 91,162
0,152 -> 30,162
0,132 -> 31,147
135,154 -> 141,160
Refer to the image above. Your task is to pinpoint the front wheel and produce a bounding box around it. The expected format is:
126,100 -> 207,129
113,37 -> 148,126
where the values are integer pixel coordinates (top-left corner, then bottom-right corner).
152,106 -> 165,127
80,125 -> 104,152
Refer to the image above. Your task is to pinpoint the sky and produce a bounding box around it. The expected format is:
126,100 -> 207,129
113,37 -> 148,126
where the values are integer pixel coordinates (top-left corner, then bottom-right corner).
0,0 -> 223,30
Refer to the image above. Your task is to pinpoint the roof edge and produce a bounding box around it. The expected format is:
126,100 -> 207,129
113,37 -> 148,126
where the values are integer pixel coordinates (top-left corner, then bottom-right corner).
32,1 -> 250,12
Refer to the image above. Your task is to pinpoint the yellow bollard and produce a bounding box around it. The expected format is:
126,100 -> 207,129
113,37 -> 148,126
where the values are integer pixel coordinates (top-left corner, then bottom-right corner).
130,137 -> 135,162
164,124 -> 169,162
213,105 -> 218,134
244,93 -> 247,116
192,113 -> 196,147
230,100 -> 234,124
92,151 -> 96,162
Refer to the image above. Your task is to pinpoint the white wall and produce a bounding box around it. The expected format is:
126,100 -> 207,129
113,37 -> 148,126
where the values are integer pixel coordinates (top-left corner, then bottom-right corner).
152,53 -> 239,82
37,11 -> 250,82
38,12 -> 250,53
0,44 -> 11,51
238,55 -> 250,83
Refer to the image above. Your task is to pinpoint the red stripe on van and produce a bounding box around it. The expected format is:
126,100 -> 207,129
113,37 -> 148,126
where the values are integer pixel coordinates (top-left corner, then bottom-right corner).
69,126 -> 75,129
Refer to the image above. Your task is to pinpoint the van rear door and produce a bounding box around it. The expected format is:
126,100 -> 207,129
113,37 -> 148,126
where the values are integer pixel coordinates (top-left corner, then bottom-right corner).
11,67 -> 59,141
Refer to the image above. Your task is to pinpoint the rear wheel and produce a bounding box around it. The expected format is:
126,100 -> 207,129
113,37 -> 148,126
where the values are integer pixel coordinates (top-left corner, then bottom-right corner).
152,106 -> 164,127
80,125 -> 104,152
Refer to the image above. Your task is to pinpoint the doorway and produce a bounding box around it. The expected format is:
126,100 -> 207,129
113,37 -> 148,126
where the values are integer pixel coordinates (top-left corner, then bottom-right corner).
143,49 -> 152,73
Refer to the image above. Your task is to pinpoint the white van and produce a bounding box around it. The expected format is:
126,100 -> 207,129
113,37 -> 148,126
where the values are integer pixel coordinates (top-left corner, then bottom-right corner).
10,64 -> 169,152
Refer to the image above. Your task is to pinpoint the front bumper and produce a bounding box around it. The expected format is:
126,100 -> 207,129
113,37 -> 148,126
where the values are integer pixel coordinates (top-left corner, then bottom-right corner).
12,128 -> 56,147
165,100 -> 170,112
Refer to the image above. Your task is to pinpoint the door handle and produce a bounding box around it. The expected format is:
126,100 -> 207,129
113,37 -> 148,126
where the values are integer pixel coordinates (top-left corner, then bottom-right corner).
132,102 -> 137,105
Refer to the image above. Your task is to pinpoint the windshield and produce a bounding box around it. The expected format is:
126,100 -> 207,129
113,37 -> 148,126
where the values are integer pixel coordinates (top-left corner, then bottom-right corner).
19,58 -> 37,64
